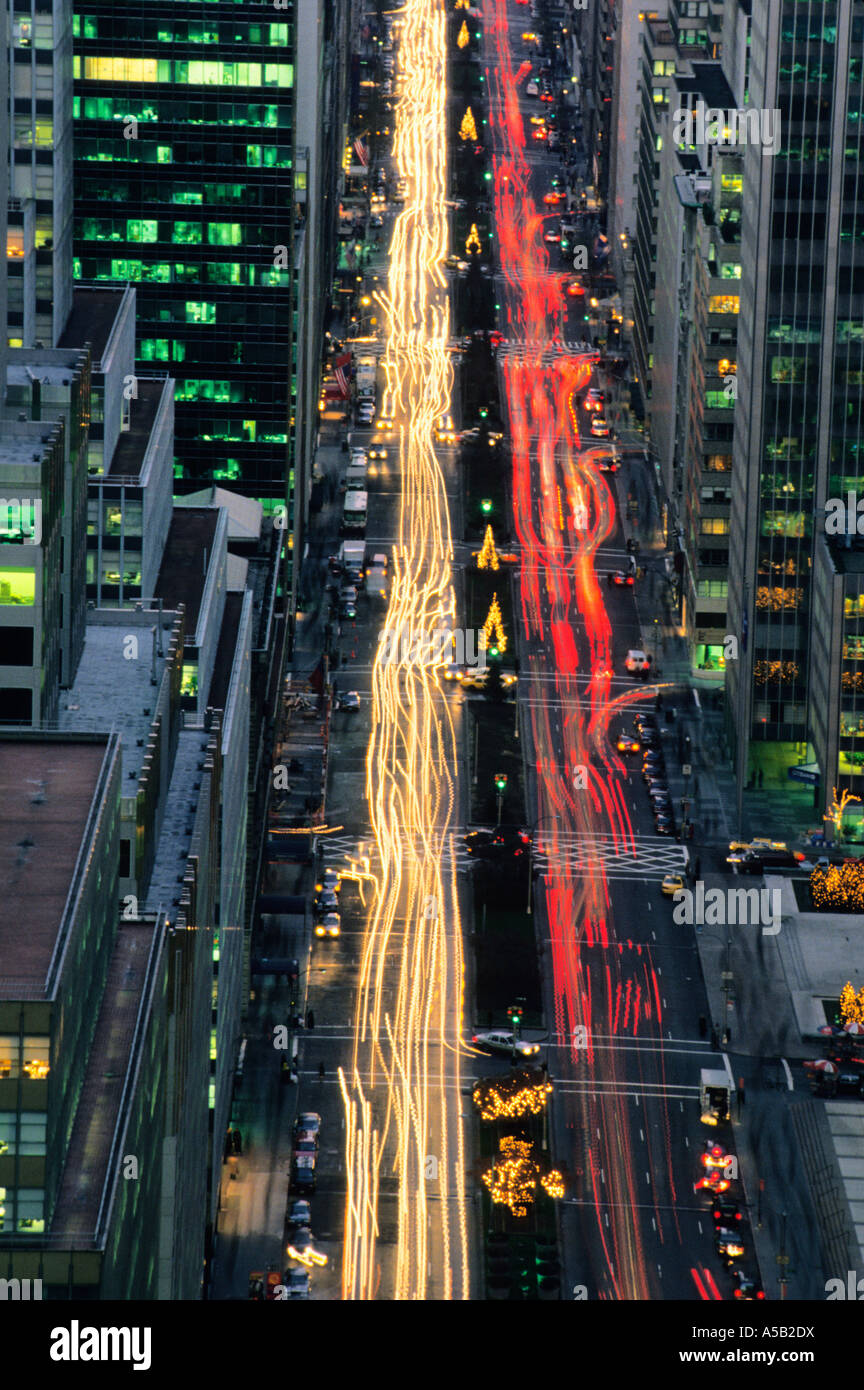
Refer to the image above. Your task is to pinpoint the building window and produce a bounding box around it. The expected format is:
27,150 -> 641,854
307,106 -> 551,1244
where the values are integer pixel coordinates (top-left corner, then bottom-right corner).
707,294 -> 739,314
206,222 -> 242,246
700,517 -> 729,536
0,569 -> 36,604
185,301 -> 216,324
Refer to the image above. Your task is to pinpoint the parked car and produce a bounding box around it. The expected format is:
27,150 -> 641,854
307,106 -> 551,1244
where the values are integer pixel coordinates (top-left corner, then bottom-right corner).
285,1269 -> 311,1299
287,1198 -> 312,1229
295,1112 -> 321,1137
472,1030 -> 540,1059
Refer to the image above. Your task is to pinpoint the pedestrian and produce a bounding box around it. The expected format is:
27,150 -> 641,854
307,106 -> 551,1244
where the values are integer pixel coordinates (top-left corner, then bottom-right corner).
698,1015 -> 707,1039
757,768 -> 764,789
319,1061 -> 326,1081
737,1077 -> 745,1114
306,1008 -> 315,1031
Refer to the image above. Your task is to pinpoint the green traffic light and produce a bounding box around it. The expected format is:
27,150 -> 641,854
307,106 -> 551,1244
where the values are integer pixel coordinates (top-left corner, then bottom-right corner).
481,498 -> 493,513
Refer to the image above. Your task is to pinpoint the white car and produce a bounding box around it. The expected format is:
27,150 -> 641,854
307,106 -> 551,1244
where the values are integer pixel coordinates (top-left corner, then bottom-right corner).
314,913 -> 341,938
472,1030 -> 540,1058
314,868 -> 341,895
624,649 -> 651,673
526,80 -> 539,96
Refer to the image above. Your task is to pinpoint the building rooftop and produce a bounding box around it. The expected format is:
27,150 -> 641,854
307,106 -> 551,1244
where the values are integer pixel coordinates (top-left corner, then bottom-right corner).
209,592 -> 244,714
50,918 -> 156,1245
0,738 -> 108,1000
677,62 -> 735,111
58,618 -> 173,788
106,377 -> 168,480
144,728 -> 211,917
179,486 -> 263,543
58,287 -> 126,363
155,509 -> 219,635
0,425 -> 55,475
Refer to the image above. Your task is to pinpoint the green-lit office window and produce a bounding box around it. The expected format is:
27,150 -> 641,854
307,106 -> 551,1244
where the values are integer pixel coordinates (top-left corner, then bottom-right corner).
0,570 -> 36,605
181,663 -> 198,697
158,146 -> 172,164
127,219 -> 158,243
205,184 -> 245,204
186,301 -> 216,324
205,263 -> 243,286
140,339 -> 170,362
213,459 -> 242,482
111,259 -> 142,280
264,64 -> 293,88
173,188 -> 203,205
207,223 -> 242,246
142,263 -> 172,283
73,257 -> 82,279
246,145 -> 262,167
173,222 -> 202,244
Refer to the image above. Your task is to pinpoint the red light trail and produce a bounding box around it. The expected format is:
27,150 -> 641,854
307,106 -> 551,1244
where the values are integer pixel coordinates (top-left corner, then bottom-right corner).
484,0 -> 685,1297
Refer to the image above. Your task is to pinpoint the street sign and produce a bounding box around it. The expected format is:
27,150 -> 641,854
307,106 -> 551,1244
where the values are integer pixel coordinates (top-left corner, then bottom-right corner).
682,764 -> 692,776
788,765 -> 819,786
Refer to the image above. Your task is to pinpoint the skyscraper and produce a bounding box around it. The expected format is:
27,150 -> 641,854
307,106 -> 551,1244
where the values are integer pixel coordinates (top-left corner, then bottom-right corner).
727,0 -> 864,834
72,3 -> 296,504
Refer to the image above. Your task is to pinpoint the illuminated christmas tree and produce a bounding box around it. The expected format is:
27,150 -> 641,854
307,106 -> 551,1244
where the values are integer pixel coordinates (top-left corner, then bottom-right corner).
459,107 -> 478,142
482,593 -> 507,653
477,525 -> 499,571
465,223 -> 482,255
457,19 -> 470,47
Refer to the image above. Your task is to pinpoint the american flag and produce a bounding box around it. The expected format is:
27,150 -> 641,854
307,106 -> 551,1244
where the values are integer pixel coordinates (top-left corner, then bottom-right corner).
353,136 -> 369,168
333,352 -> 352,398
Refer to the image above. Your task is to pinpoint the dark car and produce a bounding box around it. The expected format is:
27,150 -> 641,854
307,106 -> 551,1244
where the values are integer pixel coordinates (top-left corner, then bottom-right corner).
291,1154 -> 317,1194
607,571 -> 634,588
654,816 -> 675,836
711,1198 -> 743,1226
287,1198 -> 312,1229
731,1271 -> 765,1301
464,827 -> 531,858
295,1112 -> 321,1137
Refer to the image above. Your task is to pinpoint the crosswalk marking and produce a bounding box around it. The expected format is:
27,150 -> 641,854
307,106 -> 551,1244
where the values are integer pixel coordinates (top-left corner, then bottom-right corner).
322,830 -> 686,880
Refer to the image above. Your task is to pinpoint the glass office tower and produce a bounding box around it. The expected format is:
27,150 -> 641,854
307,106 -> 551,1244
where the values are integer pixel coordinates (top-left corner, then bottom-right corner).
71,3 -> 296,504
727,0 -> 864,823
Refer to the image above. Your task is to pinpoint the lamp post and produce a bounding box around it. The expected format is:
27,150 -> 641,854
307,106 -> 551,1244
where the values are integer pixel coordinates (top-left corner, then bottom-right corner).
526,814 -> 563,915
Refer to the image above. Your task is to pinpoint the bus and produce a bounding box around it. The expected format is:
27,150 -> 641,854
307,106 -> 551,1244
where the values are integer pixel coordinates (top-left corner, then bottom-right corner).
342,490 -> 367,534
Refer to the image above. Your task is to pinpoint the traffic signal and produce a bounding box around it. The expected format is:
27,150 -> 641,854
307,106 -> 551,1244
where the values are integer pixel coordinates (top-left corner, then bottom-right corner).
509,1004 -> 523,1028
481,498 -> 493,514
494,771 -> 508,793
479,407 -> 488,418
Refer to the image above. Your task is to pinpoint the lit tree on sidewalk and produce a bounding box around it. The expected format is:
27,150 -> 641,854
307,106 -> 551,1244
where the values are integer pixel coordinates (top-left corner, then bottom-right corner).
477,524 -> 500,570
459,107 -> 478,142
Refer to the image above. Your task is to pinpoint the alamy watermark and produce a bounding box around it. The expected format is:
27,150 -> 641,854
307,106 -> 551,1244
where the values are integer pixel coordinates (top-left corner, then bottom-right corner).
672,100 -> 781,156
672,882 -> 781,935
379,626 -> 487,669
826,493 -> 864,535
